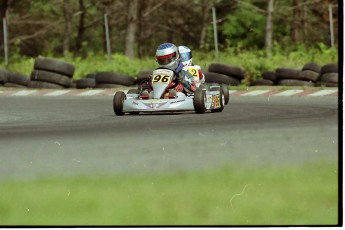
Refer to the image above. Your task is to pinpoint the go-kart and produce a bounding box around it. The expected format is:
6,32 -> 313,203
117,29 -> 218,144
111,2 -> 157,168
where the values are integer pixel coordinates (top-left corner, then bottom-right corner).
113,68 -> 224,116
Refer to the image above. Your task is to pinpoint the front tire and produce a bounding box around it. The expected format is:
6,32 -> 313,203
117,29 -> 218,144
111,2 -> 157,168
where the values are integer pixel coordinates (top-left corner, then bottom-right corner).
193,89 -> 206,114
113,91 -> 126,116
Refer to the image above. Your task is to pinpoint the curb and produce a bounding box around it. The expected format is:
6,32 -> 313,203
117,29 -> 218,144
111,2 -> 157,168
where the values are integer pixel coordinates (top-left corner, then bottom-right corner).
0,88 -> 339,97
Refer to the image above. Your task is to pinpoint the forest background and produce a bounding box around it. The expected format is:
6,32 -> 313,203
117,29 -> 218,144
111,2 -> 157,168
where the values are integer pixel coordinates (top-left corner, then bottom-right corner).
0,0 -> 340,82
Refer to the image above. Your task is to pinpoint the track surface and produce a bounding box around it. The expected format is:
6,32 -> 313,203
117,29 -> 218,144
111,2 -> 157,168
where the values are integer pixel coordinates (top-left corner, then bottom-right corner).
0,95 -> 339,180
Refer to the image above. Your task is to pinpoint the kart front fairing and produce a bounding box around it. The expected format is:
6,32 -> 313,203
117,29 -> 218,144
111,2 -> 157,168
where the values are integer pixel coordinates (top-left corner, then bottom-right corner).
122,90 -> 221,113
123,92 -> 194,112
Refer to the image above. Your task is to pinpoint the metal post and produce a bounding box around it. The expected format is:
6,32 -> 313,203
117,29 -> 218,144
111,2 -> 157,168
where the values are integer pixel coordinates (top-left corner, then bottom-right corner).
3,18 -> 8,66
328,4 -> 334,47
104,14 -> 112,62
212,7 -> 219,62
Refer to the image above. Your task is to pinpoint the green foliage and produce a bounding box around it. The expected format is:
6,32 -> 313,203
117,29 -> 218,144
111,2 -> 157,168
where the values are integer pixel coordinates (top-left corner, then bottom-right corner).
0,161 -> 337,225
221,0 -> 266,48
0,0 -> 339,58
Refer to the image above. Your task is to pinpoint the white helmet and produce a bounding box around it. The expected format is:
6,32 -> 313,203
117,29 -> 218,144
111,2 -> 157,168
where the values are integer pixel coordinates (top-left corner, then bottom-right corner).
155,43 -> 180,70
178,45 -> 192,66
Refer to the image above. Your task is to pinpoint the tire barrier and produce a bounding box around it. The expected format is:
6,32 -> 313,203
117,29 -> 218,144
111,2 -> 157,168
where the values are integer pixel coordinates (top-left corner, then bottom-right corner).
317,64 -> 338,87
0,61 -> 338,89
302,62 -> 321,73
208,63 -> 245,80
262,71 -> 277,83
76,78 -> 96,89
28,58 -> 75,89
275,68 -> 302,81
28,80 -> 65,89
203,71 -> 240,86
30,70 -> 72,88
136,70 -> 152,85
250,62 -> 338,87
95,71 -> 136,88
34,57 -> 75,77
0,69 -> 11,85
6,72 -> 30,87
206,63 -> 244,86
278,79 -> 316,87
3,82 -> 27,88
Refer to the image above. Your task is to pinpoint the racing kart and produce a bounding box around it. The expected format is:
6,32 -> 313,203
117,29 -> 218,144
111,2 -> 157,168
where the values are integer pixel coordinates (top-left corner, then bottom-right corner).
113,68 -> 225,116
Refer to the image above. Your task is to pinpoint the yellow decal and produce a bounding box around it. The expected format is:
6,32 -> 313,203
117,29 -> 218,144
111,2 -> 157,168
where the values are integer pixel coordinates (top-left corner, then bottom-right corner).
186,67 -> 200,80
151,74 -> 172,84
215,95 -> 220,107
211,95 -> 220,108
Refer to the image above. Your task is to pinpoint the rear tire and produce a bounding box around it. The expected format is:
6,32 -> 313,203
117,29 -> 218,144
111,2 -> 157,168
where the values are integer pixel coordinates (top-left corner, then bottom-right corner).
113,91 -> 126,116
193,89 -> 206,114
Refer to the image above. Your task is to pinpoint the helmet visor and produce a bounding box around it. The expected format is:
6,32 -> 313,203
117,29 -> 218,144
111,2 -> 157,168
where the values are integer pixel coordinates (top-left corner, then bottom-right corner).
180,52 -> 192,62
156,52 -> 177,65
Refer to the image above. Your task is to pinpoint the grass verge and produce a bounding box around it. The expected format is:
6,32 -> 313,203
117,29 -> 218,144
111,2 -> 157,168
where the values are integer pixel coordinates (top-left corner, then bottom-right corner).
0,161 -> 338,226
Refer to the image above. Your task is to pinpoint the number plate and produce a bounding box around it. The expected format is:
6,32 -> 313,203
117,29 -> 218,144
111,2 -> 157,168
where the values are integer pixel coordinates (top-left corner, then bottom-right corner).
151,74 -> 172,84
184,66 -> 200,80
151,69 -> 174,85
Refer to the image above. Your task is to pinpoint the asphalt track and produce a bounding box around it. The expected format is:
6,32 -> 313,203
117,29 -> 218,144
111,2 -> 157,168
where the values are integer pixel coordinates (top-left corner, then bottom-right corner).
0,95 -> 339,180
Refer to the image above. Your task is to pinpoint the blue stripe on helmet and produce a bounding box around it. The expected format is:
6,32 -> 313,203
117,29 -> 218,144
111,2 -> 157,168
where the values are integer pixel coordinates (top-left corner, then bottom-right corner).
158,43 -> 174,50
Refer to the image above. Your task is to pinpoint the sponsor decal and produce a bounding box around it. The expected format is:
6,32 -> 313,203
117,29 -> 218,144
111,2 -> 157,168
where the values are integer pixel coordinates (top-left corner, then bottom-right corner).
146,99 -> 165,103
142,101 -> 168,109
211,95 -> 221,108
170,99 -> 186,104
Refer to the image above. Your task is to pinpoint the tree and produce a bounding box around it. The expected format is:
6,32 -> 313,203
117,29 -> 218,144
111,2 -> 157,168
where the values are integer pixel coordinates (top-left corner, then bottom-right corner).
63,0 -> 73,57
0,0 -> 8,53
75,0 -> 86,54
124,0 -> 138,59
0,0 -> 338,59
220,0 -> 266,48
265,0 -> 274,56
291,0 -> 302,43
199,0 -> 213,49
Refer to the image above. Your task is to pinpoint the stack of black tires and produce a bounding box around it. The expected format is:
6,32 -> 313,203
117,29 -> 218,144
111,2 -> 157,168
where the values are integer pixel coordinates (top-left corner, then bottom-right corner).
29,57 -> 75,89
0,69 -> 7,86
75,73 -> 96,89
275,66 -> 316,87
204,63 -> 245,86
94,72 -> 135,88
0,69 -> 29,88
251,62 -> 338,87
75,71 -> 136,89
136,70 -> 152,85
316,64 -> 338,87
251,71 -> 276,86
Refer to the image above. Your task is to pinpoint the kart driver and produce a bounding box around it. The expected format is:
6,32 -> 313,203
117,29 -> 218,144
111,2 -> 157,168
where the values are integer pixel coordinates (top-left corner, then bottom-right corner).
155,42 -> 196,93
178,45 -> 205,87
